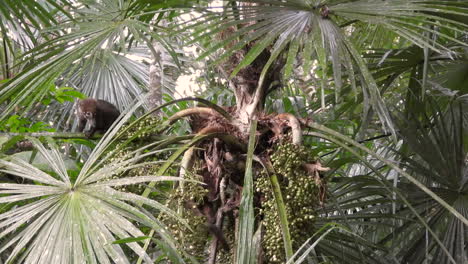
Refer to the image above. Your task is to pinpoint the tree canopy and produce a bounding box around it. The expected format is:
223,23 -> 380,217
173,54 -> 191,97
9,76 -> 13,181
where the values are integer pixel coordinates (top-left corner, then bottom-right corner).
0,1 -> 467,263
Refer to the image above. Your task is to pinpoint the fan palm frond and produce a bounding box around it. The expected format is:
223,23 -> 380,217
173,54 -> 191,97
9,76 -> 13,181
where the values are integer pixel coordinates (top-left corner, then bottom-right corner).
0,0 -> 179,121
0,102 -> 192,263
0,0 -> 72,50
385,99 -> 468,264
186,0 -> 468,133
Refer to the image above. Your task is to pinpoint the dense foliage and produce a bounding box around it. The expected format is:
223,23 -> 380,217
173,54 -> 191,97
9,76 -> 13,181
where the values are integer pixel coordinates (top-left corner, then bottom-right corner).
0,0 -> 467,263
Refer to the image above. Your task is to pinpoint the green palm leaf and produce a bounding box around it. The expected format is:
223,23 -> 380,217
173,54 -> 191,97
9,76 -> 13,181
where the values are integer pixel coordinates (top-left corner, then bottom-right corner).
387,100 -> 468,264
236,119 -> 257,264
0,102 -> 190,263
0,0 -> 179,121
186,0 -> 468,134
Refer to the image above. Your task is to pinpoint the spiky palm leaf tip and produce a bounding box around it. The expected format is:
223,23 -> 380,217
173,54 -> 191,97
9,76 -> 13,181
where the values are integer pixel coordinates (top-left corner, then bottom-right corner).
0,137 -> 189,264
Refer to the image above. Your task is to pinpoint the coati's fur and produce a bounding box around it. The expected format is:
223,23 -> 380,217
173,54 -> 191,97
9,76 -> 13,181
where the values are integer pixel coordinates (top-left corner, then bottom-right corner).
76,98 -> 120,138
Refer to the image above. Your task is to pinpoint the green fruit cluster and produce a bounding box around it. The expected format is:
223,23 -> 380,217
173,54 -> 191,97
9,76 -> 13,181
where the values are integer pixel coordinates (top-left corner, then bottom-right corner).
216,229 -> 235,263
173,170 -> 209,207
255,142 -> 319,263
103,142 -> 161,194
165,212 -> 208,258
160,170 -> 212,260
121,116 -> 161,139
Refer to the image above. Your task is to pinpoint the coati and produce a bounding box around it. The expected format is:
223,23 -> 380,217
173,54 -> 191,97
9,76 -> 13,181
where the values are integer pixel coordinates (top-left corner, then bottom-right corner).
76,98 -> 120,138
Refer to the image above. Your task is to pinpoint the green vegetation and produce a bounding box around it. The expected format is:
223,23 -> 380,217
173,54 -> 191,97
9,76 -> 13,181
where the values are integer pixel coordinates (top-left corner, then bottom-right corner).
0,1 -> 467,263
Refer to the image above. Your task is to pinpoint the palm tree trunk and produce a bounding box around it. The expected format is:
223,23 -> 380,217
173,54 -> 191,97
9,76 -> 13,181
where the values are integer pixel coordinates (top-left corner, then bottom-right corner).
147,62 -> 162,115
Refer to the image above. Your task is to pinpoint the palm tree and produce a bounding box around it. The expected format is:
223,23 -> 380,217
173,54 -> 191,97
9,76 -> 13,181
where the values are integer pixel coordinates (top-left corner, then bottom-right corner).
0,0 -> 467,263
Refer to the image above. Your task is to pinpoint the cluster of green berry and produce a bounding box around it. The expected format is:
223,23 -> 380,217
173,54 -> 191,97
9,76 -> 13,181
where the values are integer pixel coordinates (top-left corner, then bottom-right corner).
160,170 -> 212,260
102,142 -> 160,194
255,142 -> 319,263
121,116 -> 161,140
215,230 -> 235,263
165,213 -> 208,258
